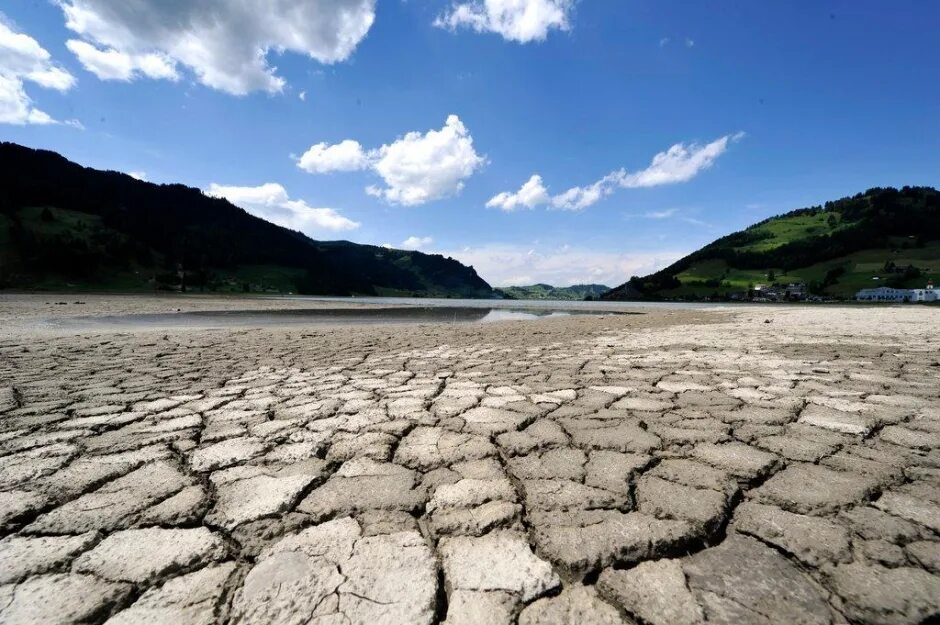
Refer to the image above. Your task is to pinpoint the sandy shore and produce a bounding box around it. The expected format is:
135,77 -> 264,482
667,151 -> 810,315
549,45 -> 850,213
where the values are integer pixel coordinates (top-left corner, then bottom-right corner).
0,292 -> 393,332
0,294 -> 938,624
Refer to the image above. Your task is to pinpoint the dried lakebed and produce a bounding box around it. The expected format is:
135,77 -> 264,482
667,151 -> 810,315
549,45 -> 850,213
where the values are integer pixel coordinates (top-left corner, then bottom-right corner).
0,298 -> 938,624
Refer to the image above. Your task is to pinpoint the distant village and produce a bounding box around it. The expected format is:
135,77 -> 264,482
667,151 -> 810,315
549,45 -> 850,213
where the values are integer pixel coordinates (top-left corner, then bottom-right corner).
725,280 -> 937,303
855,281 -> 938,302
731,282 -> 812,302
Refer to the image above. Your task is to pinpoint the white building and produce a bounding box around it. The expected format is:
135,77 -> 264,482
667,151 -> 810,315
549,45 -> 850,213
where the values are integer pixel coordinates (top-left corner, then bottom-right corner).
856,281 -> 937,302
909,282 -> 938,302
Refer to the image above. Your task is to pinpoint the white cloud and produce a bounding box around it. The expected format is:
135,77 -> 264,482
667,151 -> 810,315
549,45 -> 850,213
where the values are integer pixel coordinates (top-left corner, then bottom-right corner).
444,243 -> 687,287
297,139 -> 369,174
644,208 -> 678,219
401,236 -> 434,250
660,37 -> 695,49
127,170 -> 147,180
66,39 -> 177,81
206,182 -> 360,235
0,18 -> 76,125
299,115 -> 486,206
435,0 -> 574,43
617,133 -> 743,188
624,207 -> 715,229
489,133 -> 742,212
486,174 -> 549,211
368,115 -> 486,205
550,172 -> 621,210
58,0 -> 376,95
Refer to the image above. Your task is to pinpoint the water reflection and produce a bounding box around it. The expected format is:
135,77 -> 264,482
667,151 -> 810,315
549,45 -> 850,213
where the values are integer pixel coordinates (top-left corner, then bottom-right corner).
52,306 -> 634,330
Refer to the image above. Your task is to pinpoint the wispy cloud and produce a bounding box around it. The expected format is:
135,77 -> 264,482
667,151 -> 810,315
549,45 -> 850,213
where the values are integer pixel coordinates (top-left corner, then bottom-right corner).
623,207 -> 716,229
644,208 -> 678,219
679,216 -> 712,228
488,133 -> 744,212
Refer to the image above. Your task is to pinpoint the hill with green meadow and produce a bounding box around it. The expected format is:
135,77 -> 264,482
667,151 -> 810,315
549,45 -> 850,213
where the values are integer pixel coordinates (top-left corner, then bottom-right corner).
0,143 -> 493,297
496,283 -> 610,300
604,186 -> 940,301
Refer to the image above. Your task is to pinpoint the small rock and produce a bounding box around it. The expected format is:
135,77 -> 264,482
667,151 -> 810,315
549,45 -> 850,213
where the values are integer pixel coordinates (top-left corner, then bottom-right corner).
519,584 -> 622,625
598,559 -> 704,625
828,562 -> 940,625
74,527 -> 227,583
440,531 -> 560,619
0,573 -> 132,624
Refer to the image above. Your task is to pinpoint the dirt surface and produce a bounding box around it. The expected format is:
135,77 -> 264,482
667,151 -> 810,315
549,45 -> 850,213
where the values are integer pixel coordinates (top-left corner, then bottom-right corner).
1,294 -> 938,624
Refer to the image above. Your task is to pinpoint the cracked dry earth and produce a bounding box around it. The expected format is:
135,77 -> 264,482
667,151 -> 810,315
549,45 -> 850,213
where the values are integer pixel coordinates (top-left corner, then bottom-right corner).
1,302 -> 940,625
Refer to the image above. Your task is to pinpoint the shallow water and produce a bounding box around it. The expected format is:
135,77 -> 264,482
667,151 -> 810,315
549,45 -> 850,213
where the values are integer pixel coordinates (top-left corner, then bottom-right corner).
46,305 -> 638,330
272,295 -> 723,311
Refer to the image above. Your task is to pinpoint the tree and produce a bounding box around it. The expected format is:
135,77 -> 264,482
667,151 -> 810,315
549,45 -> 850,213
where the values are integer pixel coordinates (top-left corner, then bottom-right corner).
822,266 -> 846,287
767,270 -> 776,282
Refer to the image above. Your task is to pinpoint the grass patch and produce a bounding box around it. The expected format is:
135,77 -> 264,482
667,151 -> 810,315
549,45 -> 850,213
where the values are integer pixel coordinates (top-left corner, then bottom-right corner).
734,211 -> 854,253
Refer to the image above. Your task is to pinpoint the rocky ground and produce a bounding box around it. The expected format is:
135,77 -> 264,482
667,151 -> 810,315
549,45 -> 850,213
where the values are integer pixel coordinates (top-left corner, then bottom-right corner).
0,295 -> 938,625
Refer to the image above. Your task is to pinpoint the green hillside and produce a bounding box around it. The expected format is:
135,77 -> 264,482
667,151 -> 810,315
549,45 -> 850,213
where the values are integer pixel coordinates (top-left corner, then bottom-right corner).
604,187 -> 940,301
0,143 -> 493,297
496,283 -> 611,301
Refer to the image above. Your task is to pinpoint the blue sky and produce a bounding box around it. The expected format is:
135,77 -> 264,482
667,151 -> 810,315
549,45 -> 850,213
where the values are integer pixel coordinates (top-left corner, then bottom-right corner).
2,1 -> 939,286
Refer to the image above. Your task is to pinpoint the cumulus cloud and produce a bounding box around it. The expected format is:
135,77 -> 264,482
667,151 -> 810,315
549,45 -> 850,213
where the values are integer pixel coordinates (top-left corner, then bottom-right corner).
297,139 -> 369,174
298,115 -> 486,206
444,243 -> 687,287
485,174 -> 549,211
489,133 -> 742,212
435,0 -> 574,43
206,182 -> 360,235
58,0 -> 376,94
0,18 -> 76,125
367,115 -> 485,205
401,236 -> 434,250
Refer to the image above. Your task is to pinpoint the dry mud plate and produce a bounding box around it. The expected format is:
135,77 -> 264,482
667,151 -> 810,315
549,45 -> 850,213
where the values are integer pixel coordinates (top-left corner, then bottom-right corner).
1,296 -> 939,624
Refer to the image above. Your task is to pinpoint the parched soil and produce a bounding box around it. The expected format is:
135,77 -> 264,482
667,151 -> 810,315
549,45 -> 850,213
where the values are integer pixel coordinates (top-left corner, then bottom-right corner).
0,296 -> 938,625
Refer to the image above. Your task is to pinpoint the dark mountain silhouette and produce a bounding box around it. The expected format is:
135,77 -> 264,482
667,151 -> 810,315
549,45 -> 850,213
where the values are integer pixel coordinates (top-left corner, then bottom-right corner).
0,142 -> 493,297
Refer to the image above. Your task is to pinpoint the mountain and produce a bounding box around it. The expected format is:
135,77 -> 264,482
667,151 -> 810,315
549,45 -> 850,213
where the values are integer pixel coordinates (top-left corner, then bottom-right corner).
604,186 -> 940,301
0,143 -> 493,297
496,283 -> 611,300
